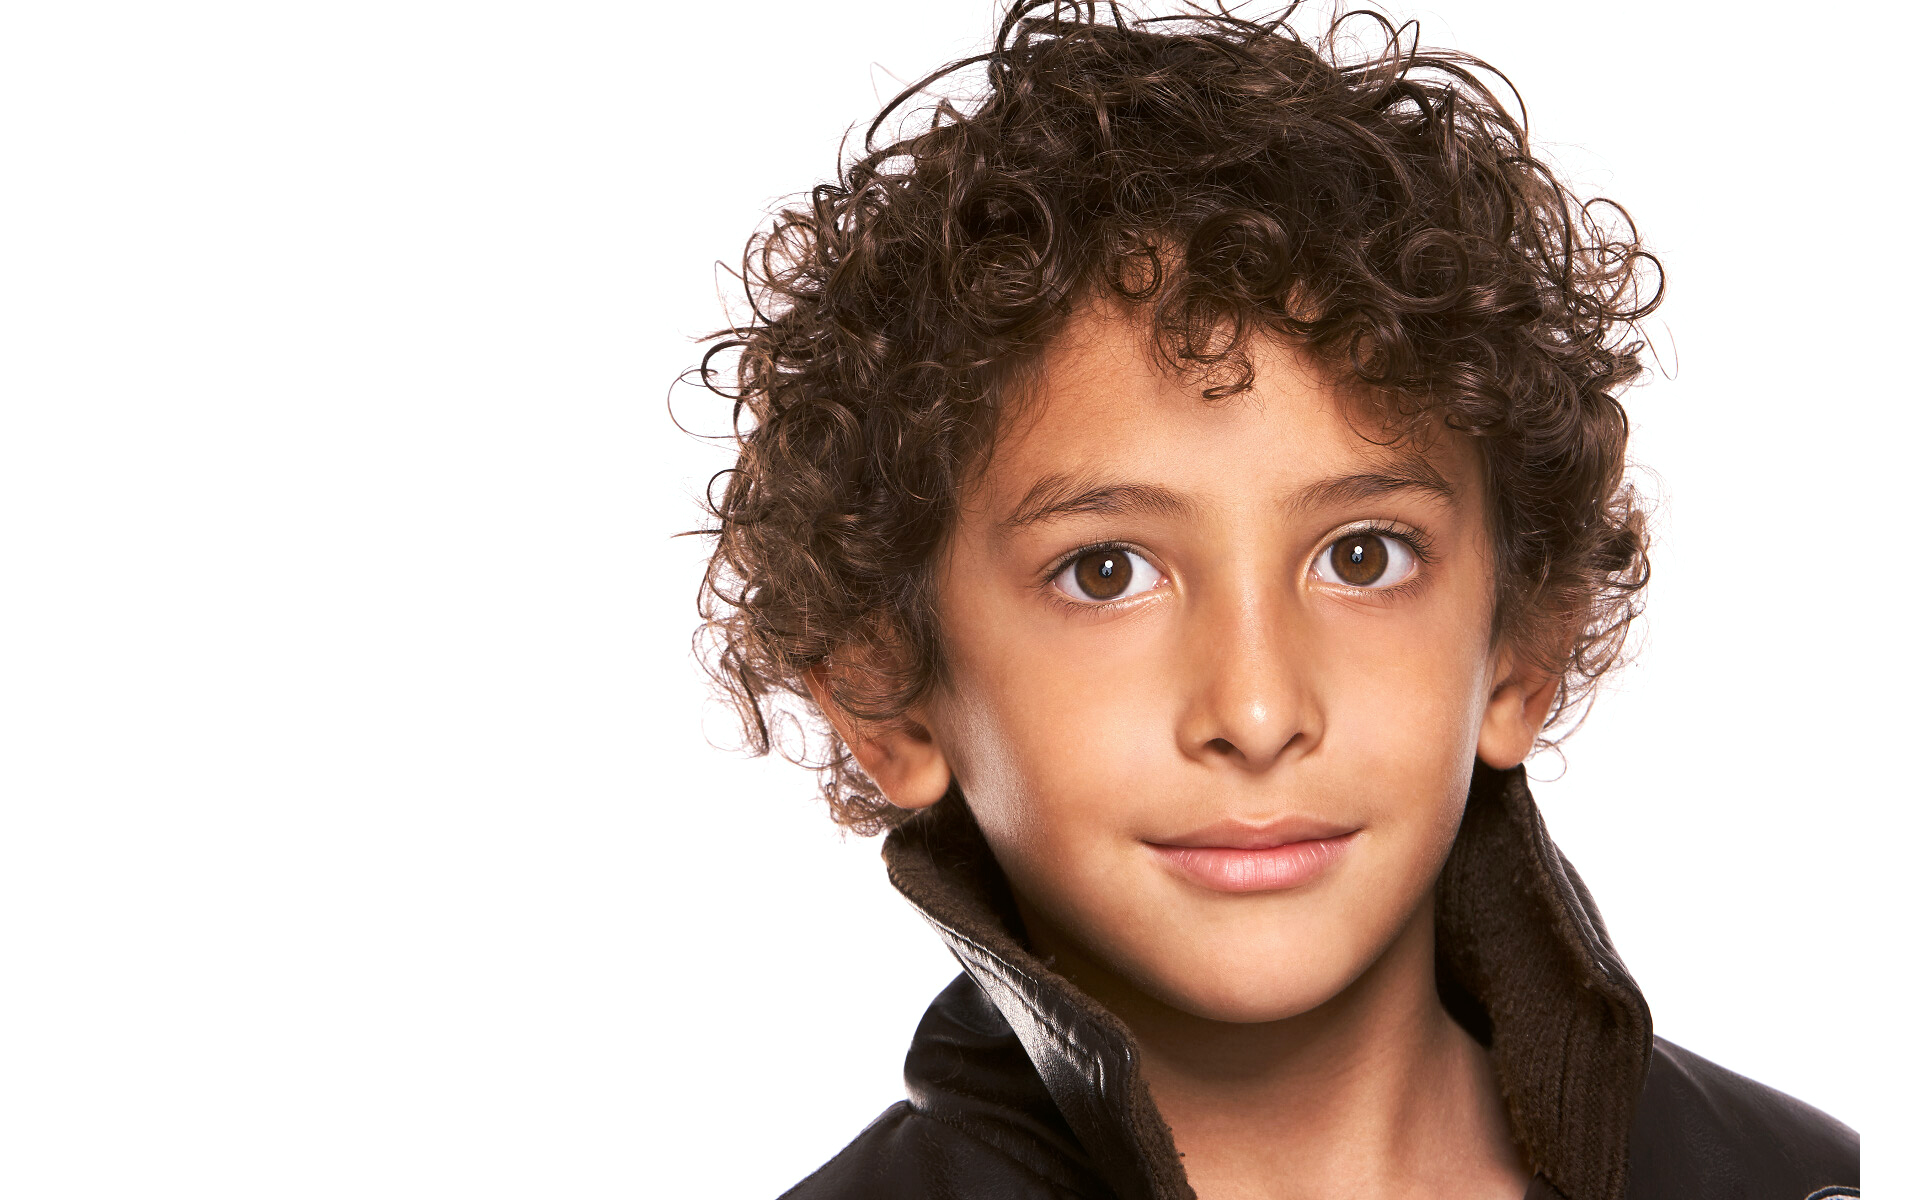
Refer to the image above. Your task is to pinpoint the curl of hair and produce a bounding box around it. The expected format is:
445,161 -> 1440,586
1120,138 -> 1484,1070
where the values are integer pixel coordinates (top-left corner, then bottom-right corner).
692,2 -> 1661,833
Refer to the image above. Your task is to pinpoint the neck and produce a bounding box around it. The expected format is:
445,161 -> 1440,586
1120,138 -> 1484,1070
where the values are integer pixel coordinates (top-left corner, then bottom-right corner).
1024,892 -> 1528,1200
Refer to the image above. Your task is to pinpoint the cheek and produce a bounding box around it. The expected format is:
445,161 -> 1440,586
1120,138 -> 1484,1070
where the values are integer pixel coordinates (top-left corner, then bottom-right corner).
1334,646 -> 1485,778
1332,569 -> 1496,753
939,629 -> 1170,846
930,607 -> 1181,903
1324,602 -> 1492,880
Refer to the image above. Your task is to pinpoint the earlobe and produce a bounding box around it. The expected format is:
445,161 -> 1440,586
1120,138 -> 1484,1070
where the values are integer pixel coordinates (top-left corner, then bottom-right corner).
804,667 -> 953,810
1476,648 -> 1561,770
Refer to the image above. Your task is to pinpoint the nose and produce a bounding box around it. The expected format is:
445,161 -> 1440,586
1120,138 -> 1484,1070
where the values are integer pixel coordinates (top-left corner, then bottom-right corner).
1174,591 -> 1318,772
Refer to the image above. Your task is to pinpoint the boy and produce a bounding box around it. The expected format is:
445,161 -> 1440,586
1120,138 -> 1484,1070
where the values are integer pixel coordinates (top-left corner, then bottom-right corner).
692,4 -> 1859,1197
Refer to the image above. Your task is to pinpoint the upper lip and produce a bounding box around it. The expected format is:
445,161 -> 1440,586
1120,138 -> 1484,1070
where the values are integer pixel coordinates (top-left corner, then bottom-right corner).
1146,817 -> 1358,850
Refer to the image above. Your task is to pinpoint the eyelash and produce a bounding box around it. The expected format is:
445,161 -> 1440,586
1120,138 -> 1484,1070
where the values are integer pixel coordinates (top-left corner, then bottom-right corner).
1311,520 -> 1435,595
1329,520 -> 1434,563
1041,541 -> 1165,610
1042,522 -> 1436,610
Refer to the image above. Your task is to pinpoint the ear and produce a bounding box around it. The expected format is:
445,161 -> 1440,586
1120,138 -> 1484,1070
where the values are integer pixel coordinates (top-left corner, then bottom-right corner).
1476,644 -> 1562,770
804,666 -> 952,811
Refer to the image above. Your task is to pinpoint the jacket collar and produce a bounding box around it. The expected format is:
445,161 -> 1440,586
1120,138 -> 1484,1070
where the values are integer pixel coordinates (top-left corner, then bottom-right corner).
880,762 -> 1653,1200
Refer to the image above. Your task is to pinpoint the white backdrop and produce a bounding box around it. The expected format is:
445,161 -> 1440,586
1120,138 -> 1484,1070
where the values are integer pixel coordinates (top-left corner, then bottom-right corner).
0,2 -> 1909,1196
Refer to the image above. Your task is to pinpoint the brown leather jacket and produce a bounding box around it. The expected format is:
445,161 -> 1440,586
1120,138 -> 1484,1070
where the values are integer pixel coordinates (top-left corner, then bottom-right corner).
780,765 -> 1859,1200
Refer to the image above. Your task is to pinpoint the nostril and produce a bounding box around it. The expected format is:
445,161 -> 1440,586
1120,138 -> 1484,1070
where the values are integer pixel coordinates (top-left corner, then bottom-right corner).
1205,737 -> 1238,757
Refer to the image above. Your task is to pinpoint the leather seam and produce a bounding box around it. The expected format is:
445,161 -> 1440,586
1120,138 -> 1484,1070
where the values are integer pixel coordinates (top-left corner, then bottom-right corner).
920,913 -> 1121,1082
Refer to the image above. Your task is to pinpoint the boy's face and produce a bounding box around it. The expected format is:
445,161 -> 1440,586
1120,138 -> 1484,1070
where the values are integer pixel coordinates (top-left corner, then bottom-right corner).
862,305 -> 1549,1024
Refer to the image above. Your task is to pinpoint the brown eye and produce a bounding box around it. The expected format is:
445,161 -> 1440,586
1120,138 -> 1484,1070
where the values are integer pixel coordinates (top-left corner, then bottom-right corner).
1074,550 -> 1132,599
1315,531 -> 1419,590
1330,534 -> 1388,585
1054,547 -> 1163,604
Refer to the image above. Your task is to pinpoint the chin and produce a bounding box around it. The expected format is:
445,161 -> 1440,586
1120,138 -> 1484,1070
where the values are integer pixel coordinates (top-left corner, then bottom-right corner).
1127,939 -> 1370,1025
1162,983 -> 1342,1025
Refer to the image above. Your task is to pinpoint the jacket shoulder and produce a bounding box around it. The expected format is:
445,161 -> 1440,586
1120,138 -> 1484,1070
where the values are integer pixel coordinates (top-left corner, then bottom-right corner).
777,1101 -> 1101,1200
1626,1037 -> 1858,1199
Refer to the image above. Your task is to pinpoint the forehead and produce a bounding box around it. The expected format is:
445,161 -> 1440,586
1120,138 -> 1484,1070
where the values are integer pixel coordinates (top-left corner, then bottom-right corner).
971,306 -> 1480,516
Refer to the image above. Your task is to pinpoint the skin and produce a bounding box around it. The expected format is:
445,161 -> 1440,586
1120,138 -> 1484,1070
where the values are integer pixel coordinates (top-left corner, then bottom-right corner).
811,302 -> 1558,1200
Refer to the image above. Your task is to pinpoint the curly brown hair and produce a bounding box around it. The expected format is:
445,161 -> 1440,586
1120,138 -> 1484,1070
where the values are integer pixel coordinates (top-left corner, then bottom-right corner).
691,2 -> 1661,833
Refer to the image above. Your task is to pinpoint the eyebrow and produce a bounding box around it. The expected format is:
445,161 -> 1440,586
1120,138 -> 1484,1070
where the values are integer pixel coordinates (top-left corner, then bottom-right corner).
1000,454 -> 1455,531
1001,474 -> 1197,529
1282,456 -> 1457,515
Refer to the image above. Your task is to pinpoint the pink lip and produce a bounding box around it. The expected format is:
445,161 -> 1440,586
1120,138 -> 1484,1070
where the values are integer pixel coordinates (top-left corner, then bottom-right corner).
1146,819 -> 1358,893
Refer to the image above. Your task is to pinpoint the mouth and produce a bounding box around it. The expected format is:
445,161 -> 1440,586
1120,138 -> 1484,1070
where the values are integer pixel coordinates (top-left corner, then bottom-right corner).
1144,820 -> 1358,893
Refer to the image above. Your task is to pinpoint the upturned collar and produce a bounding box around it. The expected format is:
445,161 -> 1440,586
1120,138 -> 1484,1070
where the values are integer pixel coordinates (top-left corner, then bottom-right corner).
880,762 -> 1653,1200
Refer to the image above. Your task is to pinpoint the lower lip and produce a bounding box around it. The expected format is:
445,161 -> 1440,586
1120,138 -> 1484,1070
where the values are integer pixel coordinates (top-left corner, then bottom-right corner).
1148,834 -> 1356,893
